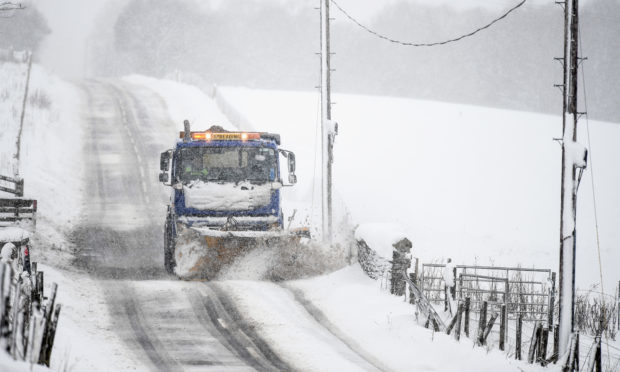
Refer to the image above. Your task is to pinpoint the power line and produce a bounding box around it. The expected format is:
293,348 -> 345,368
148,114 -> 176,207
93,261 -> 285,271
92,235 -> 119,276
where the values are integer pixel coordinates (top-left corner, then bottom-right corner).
578,21 -> 611,369
577,22 -> 604,298
330,0 -> 527,47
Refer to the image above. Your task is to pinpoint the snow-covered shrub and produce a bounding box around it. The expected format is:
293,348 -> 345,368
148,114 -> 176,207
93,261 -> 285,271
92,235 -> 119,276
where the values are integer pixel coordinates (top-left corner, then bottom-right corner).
575,293 -> 617,340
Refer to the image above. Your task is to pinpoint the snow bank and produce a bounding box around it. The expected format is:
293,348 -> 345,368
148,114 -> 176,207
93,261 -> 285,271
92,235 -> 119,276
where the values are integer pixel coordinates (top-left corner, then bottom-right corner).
355,223 -> 409,258
123,75 -> 233,132
0,226 -> 30,242
0,351 -> 48,372
289,265 -> 545,372
183,180 -> 274,211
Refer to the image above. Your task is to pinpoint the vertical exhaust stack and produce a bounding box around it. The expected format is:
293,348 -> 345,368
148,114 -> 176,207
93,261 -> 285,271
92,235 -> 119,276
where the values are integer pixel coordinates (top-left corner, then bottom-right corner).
183,120 -> 191,143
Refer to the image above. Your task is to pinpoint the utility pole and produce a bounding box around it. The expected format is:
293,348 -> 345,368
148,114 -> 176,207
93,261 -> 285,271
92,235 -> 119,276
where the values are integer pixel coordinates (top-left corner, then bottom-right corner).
320,0 -> 336,243
14,51 -> 32,178
557,0 -> 586,357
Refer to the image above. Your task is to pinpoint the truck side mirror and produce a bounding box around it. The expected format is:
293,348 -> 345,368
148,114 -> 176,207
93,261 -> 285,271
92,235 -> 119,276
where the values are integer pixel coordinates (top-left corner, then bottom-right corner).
159,172 -> 169,183
287,152 -> 296,173
278,149 -> 297,186
160,150 -> 171,171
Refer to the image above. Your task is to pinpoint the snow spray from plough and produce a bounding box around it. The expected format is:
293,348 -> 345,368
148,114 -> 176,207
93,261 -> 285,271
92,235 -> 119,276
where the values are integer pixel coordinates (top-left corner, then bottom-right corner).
159,121 -> 313,280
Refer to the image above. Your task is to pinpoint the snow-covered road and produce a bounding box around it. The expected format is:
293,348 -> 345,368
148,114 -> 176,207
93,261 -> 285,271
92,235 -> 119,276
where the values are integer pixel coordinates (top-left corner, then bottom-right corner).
68,79 -> 384,371
72,79 -> 172,278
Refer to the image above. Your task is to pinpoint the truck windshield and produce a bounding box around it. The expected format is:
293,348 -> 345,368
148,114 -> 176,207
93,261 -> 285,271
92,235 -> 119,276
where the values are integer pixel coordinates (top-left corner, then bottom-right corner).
176,147 -> 277,183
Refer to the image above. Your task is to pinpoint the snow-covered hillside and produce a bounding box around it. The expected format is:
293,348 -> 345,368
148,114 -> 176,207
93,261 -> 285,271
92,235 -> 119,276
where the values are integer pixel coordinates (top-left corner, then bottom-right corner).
0,61 -> 84,254
3,67 -> 616,370
215,86 -> 620,290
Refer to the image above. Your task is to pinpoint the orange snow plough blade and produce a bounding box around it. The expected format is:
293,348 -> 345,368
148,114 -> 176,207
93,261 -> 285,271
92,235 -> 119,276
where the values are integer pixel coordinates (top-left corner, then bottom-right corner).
173,225 -> 309,280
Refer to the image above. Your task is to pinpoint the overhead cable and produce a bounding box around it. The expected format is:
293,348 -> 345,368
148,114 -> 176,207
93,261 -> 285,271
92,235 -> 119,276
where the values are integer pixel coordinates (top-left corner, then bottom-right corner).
330,0 -> 527,47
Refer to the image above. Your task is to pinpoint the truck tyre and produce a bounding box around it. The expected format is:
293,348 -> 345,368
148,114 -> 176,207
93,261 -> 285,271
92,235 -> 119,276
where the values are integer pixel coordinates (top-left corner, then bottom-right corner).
164,218 -> 176,275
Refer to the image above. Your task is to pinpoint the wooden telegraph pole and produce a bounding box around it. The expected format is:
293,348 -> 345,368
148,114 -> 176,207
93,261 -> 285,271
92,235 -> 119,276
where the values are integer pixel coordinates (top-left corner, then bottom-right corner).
557,0 -> 587,357
320,0 -> 337,243
14,52 -> 32,177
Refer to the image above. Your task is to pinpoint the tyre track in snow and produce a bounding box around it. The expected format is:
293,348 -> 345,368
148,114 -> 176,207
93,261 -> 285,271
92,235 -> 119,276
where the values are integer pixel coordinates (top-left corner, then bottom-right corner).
189,285 -> 291,372
110,282 -> 259,372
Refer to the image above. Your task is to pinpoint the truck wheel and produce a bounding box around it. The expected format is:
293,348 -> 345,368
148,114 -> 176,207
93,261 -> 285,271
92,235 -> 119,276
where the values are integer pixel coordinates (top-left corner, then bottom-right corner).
164,220 -> 176,275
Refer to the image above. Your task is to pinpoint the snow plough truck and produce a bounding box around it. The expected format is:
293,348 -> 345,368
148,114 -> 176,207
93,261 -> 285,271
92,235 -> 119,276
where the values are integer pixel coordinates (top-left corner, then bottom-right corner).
159,121 -> 306,279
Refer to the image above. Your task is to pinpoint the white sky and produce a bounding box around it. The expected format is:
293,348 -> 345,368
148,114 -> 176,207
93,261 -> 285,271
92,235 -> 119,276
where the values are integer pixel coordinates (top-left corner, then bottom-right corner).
33,0 -> 109,77
33,0 -> 567,77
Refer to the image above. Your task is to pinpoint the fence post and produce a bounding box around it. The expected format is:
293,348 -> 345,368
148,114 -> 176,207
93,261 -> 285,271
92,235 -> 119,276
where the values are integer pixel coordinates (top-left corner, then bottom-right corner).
553,324 -> 559,361
34,316 -> 47,365
408,273 -> 416,304
549,272 -> 556,328
10,282 -> 21,358
482,312 -> 499,346
0,263 -> 5,323
390,239 -> 412,296
574,333 -> 580,371
464,297 -> 470,337
528,322 -> 541,363
539,327 -> 549,364
36,271 -> 43,305
15,310 -> 25,360
446,309 -> 459,335
45,304 -> 61,366
454,302 -> 463,341
25,301 -> 37,363
38,283 -> 57,365
594,335 -> 601,372
499,304 -> 506,351
451,267 -> 457,300
477,301 -> 488,345
516,314 -> 523,360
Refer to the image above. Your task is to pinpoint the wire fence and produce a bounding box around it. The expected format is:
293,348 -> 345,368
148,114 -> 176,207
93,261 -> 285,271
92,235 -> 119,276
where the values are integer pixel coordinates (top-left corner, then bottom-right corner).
420,263 -> 555,324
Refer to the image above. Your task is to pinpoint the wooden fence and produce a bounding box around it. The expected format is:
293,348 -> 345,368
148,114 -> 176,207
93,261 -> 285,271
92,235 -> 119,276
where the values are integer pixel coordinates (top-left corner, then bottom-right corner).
0,261 -> 60,366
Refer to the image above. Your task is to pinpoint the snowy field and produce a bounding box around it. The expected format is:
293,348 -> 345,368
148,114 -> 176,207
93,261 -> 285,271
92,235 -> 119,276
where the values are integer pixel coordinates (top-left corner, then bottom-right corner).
2,63 -> 618,370
124,76 -> 620,369
215,86 -> 620,292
